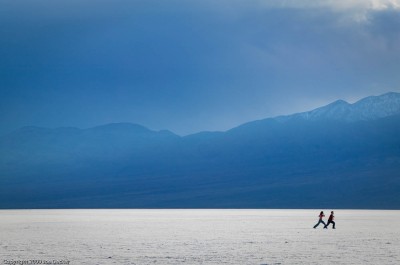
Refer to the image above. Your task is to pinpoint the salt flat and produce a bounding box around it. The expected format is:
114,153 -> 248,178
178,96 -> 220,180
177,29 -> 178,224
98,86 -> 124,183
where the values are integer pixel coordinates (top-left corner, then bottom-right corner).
0,209 -> 399,264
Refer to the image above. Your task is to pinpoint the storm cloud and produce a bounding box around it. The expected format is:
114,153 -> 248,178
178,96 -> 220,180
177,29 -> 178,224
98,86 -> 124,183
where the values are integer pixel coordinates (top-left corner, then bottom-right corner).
1,0 -> 399,135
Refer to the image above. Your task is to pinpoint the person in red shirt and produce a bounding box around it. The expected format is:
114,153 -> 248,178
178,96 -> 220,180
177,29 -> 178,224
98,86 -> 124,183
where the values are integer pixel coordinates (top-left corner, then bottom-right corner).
313,211 -> 326,229
324,211 -> 336,229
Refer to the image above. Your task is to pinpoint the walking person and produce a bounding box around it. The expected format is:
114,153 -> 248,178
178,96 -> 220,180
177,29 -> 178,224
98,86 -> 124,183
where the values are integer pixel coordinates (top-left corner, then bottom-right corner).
313,211 -> 326,229
324,211 -> 336,229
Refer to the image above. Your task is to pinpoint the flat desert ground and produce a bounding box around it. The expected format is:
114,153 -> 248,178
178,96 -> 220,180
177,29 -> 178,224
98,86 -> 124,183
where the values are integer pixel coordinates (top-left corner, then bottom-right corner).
1,209 -> 399,264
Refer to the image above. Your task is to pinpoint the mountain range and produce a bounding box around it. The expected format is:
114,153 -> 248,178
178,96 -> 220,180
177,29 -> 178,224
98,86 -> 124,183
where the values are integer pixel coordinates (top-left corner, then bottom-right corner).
1,92 -> 400,209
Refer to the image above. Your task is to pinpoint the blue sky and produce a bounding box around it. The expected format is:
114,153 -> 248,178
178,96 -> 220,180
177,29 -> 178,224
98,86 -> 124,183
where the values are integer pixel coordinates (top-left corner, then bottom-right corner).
1,0 -> 399,135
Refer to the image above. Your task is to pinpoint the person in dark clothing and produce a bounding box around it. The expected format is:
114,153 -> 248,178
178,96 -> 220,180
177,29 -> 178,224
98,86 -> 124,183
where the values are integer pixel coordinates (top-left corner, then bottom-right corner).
313,211 -> 326,229
324,211 -> 336,229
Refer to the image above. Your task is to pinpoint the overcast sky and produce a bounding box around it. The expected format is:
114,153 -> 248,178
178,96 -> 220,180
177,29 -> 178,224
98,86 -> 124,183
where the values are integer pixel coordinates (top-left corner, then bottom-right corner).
1,0 -> 399,135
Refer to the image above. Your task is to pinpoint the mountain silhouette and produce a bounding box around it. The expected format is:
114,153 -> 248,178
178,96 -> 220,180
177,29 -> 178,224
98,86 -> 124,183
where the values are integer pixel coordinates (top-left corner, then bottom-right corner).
1,92 -> 400,209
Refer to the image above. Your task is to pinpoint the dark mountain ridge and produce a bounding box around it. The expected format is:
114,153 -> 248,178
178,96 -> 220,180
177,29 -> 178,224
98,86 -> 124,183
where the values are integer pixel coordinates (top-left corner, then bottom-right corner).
1,92 -> 400,209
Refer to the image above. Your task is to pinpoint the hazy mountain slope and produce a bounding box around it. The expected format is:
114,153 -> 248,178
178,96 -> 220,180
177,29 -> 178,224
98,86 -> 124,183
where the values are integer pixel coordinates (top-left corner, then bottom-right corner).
275,92 -> 400,122
0,93 -> 399,209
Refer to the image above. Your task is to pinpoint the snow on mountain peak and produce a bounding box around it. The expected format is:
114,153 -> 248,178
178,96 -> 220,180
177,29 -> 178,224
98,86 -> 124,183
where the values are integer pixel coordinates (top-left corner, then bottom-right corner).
276,92 -> 400,123
350,92 -> 400,121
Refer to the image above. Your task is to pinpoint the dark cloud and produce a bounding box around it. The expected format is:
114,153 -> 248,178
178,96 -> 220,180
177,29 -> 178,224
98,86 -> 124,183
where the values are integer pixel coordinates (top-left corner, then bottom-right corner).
1,1 -> 399,135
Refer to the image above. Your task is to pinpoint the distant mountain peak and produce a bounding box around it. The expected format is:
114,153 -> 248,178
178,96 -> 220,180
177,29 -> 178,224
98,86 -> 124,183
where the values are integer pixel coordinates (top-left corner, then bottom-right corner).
85,123 -> 179,137
330,99 -> 349,105
276,92 -> 400,123
88,123 -> 151,132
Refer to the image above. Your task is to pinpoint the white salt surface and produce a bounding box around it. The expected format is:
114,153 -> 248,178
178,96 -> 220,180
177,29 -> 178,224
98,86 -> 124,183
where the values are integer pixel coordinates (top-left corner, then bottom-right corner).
0,209 -> 399,264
